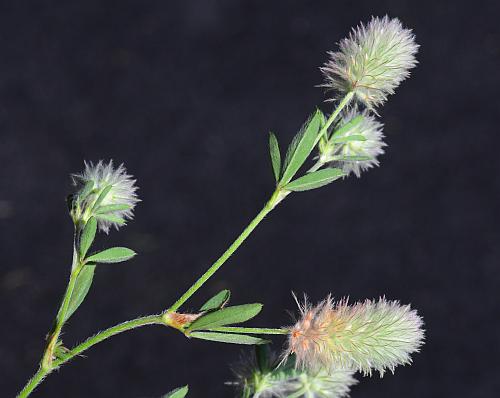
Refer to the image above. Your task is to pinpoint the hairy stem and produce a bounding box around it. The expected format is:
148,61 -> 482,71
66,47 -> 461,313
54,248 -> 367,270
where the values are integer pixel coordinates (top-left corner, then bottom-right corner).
53,315 -> 163,366
17,315 -> 164,397
168,189 -> 284,312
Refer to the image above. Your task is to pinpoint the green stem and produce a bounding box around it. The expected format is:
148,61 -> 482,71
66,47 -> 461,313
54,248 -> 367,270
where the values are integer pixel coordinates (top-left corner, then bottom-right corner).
169,190 -> 283,312
42,251 -> 82,369
16,368 -> 48,398
17,315 -> 163,397
309,91 -> 354,173
53,315 -> 163,367
317,92 -> 354,144
205,326 -> 289,335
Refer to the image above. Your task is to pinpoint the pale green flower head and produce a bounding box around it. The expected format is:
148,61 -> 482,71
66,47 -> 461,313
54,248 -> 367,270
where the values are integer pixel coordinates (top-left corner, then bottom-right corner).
232,349 -> 356,398
321,16 -> 418,109
70,160 -> 139,233
319,110 -> 386,177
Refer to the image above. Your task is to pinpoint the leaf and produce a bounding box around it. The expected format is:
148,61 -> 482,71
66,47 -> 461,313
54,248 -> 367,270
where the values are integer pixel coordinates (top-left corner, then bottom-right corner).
285,168 -> 345,191
269,132 -> 281,182
190,332 -> 269,345
95,204 -> 131,214
200,290 -> 231,311
59,264 -> 96,323
163,385 -> 189,398
77,180 -> 95,202
79,217 -> 97,259
280,110 -> 322,185
95,214 -> 126,225
187,304 -> 263,331
91,185 -> 112,212
331,134 -> 367,144
86,247 -> 136,264
337,155 -> 372,161
330,114 -> 364,139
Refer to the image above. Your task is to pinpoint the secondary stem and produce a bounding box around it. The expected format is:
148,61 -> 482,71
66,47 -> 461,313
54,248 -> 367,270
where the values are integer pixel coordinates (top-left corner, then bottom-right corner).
168,189 -> 283,312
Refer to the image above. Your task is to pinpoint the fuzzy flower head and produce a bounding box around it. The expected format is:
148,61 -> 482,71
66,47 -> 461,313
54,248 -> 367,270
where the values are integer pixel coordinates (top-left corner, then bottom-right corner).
321,16 -> 418,109
284,296 -> 424,377
71,160 -> 139,233
232,349 -> 356,398
320,110 -> 386,177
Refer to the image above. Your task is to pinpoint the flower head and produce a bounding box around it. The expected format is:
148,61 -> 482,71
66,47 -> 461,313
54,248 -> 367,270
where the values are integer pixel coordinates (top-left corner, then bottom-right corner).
232,348 -> 356,398
284,296 -> 424,377
71,160 -> 139,233
320,110 -> 386,177
321,16 -> 418,109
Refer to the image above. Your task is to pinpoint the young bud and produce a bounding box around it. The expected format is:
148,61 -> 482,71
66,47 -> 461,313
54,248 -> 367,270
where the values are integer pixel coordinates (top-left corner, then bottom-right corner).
321,16 -> 418,109
284,296 -> 424,377
71,160 -> 139,233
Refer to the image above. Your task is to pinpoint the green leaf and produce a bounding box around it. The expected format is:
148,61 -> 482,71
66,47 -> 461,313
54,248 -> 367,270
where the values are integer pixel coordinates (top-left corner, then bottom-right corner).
331,114 -> 364,139
269,132 -> 281,182
280,110 -> 322,185
95,204 -> 131,214
200,290 -> 231,311
285,168 -> 345,191
163,385 -> 189,398
77,180 -> 95,202
91,185 -> 112,212
190,332 -> 269,345
337,155 -> 372,161
95,214 -> 126,225
79,217 -> 97,259
187,303 -> 263,331
86,247 -> 136,264
331,134 -> 367,144
59,264 -> 96,323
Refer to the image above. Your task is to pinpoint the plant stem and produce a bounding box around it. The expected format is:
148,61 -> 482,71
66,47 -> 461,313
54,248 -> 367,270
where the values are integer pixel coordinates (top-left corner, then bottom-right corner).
169,189 -> 284,312
17,315 -> 163,398
16,368 -> 48,398
53,314 -> 163,366
205,326 -> 289,335
316,92 -> 354,144
309,91 -> 354,172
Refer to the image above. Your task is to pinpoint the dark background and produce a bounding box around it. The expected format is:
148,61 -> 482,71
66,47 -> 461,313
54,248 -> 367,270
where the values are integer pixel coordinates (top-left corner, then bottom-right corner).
1,1 -> 499,397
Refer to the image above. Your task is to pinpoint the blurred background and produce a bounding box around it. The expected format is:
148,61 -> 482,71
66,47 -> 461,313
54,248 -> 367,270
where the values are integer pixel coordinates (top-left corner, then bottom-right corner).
1,1 -> 498,397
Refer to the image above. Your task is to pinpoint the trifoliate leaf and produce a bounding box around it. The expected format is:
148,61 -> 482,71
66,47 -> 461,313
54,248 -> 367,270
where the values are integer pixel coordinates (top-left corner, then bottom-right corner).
331,114 -> 364,139
280,110 -> 322,185
269,132 -> 281,182
86,247 -> 136,264
79,217 -> 97,259
190,332 -> 269,345
58,264 -> 96,323
187,304 -> 263,331
200,290 -> 231,312
163,385 -> 189,398
331,134 -> 367,144
285,168 -> 345,191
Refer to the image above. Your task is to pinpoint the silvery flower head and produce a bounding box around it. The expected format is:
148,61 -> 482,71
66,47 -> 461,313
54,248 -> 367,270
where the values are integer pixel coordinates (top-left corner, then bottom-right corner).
320,110 -> 385,177
71,160 -> 139,233
232,349 -> 356,398
321,16 -> 418,109
284,296 -> 424,377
